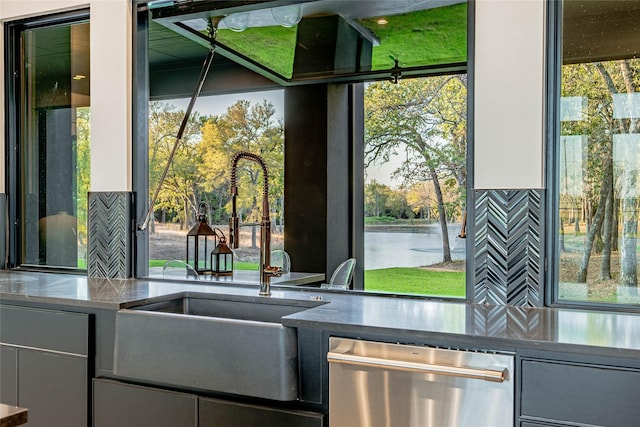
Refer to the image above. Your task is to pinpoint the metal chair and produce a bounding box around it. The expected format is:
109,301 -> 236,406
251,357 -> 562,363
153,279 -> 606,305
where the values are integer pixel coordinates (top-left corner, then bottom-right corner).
321,258 -> 356,290
162,259 -> 200,280
271,249 -> 291,274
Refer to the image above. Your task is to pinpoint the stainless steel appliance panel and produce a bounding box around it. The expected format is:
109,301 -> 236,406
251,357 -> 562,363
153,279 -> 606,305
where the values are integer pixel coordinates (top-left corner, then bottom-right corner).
328,337 -> 514,427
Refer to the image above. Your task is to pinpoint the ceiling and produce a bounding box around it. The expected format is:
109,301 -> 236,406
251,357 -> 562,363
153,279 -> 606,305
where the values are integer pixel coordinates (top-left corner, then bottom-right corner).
562,0 -> 640,63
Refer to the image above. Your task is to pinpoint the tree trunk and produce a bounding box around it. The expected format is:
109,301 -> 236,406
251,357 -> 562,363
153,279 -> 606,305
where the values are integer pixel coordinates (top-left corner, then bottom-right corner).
577,163 -> 612,282
612,198 -> 619,252
430,166 -> 452,263
599,169 -> 613,280
597,60 -> 639,293
251,225 -> 257,249
620,193 -> 638,291
559,217 -> 566,252
183,199 -> 189,230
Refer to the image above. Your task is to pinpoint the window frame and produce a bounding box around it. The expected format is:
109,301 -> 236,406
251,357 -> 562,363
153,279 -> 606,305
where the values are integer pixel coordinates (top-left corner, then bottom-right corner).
133,1 -> 474,302
5,9 -> 90,273
546,0 -> 640,312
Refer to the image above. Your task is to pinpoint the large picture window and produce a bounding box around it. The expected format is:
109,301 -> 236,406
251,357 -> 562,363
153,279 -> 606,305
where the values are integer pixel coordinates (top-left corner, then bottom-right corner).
7,13 -> 90,270
138,0 -> 467,295
554,1 -> 640,306
363,75 -> 467,297
147,91 -> 285,278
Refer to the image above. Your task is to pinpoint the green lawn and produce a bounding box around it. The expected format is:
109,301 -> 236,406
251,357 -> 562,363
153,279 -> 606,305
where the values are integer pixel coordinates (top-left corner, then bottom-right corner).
150,260 -> 464,297
213,2 -> 467,79
365,268 -> 465,298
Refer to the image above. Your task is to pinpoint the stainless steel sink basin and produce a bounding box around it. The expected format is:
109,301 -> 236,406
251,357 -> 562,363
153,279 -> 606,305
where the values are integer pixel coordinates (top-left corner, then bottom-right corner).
113,294 -> 324,401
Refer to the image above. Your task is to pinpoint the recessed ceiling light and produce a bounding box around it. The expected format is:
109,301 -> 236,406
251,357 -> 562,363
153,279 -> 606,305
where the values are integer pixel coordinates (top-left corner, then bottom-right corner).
376,18 -> 388,25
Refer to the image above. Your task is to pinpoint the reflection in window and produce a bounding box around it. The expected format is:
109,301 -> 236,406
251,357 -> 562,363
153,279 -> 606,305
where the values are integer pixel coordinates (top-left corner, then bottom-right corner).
363,75 -> 467,297
557,0 -> 640,304
169,1 -> 466,82
19,20 -> 90,269
147,92 -> 285,278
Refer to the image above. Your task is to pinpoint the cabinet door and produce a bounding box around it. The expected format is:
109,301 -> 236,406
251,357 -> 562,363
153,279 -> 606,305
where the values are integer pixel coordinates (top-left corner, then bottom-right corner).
0,345 -> 18,405
18,348 -> 88,426
199,397 -> 324,427
521,359 -> 640,426
94,379 -> 197,427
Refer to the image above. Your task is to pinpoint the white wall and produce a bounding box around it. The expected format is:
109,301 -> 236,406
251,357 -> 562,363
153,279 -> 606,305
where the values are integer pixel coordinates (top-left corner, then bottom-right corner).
89,0 -> 132,191
0,0 -> 131,193
474,0 -> 546,189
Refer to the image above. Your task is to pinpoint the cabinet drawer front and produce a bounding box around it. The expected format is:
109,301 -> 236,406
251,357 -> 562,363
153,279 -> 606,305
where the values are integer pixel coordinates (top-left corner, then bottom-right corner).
94,379 -> 197,427
0,305 -> 89,355
199,397 -> 324,427
521,360 -> 640,426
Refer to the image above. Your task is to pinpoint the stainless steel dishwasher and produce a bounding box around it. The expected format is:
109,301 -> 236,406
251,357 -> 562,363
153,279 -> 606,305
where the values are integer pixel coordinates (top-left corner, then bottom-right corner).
327,337 -> 514,427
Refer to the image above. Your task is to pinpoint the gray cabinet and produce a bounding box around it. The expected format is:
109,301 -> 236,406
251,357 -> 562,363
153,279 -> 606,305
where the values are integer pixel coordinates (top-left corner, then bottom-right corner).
94,379 -> 197,427
19,348 -> 88,426
520,359 -> 640,426
93,379 -> 323,427
0,305 -> 90,426
0,345 -> 18,405
199,397 -> 324,427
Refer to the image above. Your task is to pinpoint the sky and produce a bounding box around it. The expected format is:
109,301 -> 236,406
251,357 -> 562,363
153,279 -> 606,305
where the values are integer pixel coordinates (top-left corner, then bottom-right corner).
167,89 -> 401,188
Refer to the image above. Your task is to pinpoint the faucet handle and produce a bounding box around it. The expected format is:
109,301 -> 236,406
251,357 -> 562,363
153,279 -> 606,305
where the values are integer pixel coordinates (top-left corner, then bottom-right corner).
264,265 -> 282,277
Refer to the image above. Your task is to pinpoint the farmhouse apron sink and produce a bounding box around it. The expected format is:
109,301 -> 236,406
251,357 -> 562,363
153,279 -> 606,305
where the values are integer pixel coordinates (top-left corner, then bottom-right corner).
113,293 -> 323,401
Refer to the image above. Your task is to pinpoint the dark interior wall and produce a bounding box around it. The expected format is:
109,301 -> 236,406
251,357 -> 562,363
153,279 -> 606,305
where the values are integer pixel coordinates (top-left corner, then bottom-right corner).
284,83 -> 360,278
326,85 -> 351,276
150,60 -> 280,100
284,84 -> 329,273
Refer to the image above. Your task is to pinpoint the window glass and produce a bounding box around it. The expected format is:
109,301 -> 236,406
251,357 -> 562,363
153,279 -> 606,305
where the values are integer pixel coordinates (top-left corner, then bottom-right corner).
143,1 -> 467,291
364,75 -> 467,297
18,20 -> 90,269
147,91 -> 285,278
557,1 -> 640,305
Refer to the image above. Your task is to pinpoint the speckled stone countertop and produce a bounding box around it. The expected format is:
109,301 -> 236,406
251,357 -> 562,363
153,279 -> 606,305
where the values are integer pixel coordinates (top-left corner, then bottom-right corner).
2,271 -> 640,359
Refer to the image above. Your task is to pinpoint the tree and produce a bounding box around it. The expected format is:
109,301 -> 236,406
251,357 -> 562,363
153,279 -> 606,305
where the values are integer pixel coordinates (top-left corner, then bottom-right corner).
199,99 -> 284,246
562,58 -> 640,293
148,101 -> 205,229
364,180 -> 391,217
364,75 -> 467,262
75,107 -> 91,256
406,182 -> 434,221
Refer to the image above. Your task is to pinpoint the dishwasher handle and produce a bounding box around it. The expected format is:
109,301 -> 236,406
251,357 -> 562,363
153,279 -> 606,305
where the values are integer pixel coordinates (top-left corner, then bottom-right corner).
327,351 -> 506,383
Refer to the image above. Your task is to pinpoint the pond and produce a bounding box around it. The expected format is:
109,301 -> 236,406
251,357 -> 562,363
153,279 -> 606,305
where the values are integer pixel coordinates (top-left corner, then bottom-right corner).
364,229 -> 466,270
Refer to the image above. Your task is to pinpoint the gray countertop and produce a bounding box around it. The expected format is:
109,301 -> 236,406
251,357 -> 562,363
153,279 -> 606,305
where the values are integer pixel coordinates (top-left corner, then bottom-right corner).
2,271 -> 640,358
0,271 -> 324,309
0,403 -> 28,427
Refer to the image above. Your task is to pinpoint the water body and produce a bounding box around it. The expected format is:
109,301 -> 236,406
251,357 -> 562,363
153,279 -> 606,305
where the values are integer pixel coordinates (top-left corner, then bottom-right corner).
364,230 -> 466,270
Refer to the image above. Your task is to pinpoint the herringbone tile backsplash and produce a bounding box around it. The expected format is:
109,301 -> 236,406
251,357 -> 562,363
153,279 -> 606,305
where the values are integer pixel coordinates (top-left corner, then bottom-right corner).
88,192 -> 131,279
473,189 -> 544,307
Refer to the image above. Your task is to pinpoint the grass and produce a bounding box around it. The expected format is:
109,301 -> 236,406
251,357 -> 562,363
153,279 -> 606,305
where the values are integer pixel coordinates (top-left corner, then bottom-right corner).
213,2 -> 467,79
149,259 -> 465,298
216,26 -> 298,78
365,267 -> 465,298
364,216 -> 398,224
360,2 -> 468,70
